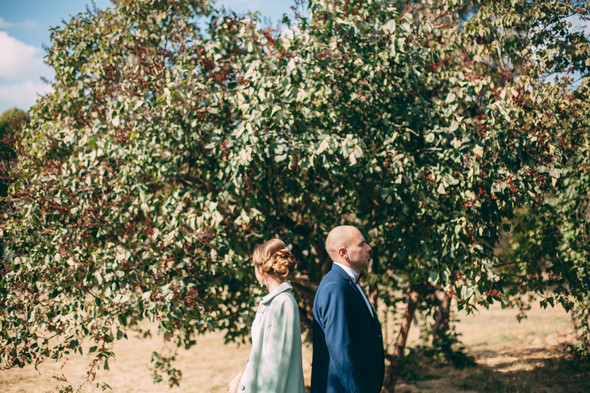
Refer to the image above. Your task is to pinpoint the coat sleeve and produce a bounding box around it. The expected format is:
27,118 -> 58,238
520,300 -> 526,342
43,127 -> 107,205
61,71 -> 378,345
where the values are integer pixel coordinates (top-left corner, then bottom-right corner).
316,282 -> 364,393
258,295 -> 297,393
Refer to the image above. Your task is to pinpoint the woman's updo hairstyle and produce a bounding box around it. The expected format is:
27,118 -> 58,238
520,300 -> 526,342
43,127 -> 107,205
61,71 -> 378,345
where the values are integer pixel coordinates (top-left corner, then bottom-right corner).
252,238 -> 297,279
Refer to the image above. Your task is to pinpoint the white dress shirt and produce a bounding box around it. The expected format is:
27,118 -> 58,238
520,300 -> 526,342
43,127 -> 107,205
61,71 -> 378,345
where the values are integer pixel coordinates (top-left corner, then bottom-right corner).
334,262 -> 374,317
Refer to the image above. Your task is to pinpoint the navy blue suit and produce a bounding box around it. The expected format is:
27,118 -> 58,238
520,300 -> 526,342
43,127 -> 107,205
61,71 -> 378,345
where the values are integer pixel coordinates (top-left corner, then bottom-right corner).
311,264 -> 384,393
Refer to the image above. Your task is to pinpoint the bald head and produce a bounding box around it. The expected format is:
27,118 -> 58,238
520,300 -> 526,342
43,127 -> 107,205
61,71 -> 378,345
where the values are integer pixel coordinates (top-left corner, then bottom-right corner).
325,225 -> 363,262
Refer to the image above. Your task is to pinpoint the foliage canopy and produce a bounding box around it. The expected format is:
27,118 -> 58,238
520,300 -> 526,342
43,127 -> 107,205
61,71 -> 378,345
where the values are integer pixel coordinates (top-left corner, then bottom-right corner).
1,0 -> 589,390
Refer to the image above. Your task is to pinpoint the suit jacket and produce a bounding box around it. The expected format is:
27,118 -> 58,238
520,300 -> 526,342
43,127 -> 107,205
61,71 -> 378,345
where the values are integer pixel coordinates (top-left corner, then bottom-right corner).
311,264 -> 385,393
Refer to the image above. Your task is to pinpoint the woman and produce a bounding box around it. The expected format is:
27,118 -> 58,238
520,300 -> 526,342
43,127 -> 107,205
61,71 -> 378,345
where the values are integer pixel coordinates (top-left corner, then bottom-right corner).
228,238 -> 306,393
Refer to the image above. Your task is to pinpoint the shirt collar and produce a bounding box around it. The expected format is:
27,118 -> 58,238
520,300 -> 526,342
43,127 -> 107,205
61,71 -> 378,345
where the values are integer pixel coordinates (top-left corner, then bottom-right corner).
334,262 -> 359,283
261,281 -> 293,305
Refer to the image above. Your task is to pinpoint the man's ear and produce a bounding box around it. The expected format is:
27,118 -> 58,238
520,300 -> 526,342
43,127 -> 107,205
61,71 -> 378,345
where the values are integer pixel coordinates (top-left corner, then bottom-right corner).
338,247 -> 347,260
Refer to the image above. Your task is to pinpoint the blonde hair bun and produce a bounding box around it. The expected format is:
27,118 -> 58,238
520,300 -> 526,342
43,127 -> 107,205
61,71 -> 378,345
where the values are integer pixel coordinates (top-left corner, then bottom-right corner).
253,238 -> 297,278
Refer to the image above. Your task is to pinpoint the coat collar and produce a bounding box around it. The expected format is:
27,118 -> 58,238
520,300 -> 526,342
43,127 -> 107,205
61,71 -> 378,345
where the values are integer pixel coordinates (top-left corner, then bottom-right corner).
332,263 -> 357,285
332,263 -> 378,321
333,262 -> 359,283
261,281 -> 293,305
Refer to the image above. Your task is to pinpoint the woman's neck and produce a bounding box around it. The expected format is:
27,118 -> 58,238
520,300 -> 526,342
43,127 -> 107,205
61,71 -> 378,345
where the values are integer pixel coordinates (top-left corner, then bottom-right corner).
265,274 -> 285,293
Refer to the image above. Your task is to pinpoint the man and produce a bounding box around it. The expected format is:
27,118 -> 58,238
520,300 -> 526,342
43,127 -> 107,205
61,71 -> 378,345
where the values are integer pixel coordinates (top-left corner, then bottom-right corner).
311,225 -> 385,393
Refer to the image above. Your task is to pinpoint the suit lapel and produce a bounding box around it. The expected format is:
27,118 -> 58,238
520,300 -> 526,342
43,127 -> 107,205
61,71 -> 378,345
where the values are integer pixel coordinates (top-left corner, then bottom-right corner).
332,265 -> 378,322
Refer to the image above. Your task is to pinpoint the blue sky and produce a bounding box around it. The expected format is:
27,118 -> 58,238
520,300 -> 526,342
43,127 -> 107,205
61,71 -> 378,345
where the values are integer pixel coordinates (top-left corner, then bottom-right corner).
0,0 -> 296,113
1,1 -> 588,113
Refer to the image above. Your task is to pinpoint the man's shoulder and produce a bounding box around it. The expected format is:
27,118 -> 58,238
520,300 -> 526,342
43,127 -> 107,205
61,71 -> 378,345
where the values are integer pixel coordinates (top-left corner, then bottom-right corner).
314,270 -> 354,312
319,267 -> 342,283
317,269 -> 350,294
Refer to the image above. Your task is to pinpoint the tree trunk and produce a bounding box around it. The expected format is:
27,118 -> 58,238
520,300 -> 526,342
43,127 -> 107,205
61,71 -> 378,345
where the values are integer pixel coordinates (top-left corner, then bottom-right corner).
369,244 -> 379,311
432,288 -> 450,345
569,300 -> 590,355
291,276 -> 318,336
382,288 -> 420,393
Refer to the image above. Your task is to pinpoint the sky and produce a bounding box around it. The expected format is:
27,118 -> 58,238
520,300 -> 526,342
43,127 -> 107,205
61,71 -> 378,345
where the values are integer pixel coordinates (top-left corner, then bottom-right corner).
0,0 -> 296,113
1,1 -> 588,113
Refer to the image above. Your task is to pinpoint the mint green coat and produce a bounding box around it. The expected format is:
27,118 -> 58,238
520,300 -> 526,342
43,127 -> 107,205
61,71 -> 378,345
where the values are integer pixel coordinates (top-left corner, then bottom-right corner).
239,282 -> 306,393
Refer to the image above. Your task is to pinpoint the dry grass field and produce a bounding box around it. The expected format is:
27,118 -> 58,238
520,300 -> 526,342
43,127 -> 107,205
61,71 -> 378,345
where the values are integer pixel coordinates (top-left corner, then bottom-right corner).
1,301 -> 588,393
393,302 -> 589,393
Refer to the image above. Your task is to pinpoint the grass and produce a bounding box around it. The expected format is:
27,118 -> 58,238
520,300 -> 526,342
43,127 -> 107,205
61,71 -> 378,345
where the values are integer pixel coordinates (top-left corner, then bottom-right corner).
1,300 -> 587,393
458,356 -> 590,393
395,352 -> 590,393
459,367 -> 534,393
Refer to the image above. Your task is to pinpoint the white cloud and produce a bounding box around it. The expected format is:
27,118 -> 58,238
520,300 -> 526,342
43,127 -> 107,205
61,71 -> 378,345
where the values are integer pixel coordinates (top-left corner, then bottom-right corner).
566,15 -> 590,36
280,23 -> 299,39
217,0 -> 291,20
0,17 -> 37,29
0,32 -> 53,111
0,80 -> 52,111
0,31 -> 52,81
218,0 -> 268,8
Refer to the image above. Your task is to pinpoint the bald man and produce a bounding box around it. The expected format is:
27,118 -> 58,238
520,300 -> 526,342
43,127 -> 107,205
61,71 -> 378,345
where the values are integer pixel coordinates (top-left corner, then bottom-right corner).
311,226 -> 384,393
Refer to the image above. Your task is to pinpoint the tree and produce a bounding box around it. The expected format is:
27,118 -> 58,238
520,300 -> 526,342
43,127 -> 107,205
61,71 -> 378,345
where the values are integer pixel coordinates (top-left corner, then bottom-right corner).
231,0 -> 588,387
467,0 -> 590,362
1,0 -> 588,391
0,107 -> 29,266
0,108 -> 28,197
496,81 -> 590,360
1,0 -> 264,389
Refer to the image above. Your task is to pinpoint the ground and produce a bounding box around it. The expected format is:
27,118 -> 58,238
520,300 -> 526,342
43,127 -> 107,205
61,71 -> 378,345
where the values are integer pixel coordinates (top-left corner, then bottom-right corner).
1,301 -> 588,393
